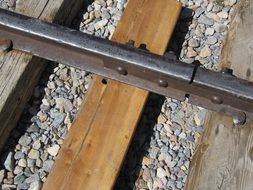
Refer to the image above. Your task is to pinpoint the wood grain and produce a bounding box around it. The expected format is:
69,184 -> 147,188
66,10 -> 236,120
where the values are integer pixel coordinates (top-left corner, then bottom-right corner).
43,1 -> 181,190
0,0 -> 83,151
185,0 -> 253,189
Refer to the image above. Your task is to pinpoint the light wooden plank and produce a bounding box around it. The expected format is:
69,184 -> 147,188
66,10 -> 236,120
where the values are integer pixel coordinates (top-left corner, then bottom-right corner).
0,0 -> 83,150
185,0 -> 253,189
43,0 -> 181,189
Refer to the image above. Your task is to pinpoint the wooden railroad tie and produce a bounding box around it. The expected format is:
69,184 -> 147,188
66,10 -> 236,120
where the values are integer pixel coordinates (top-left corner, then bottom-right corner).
0,0 -> 84,151
43,0 -> 181,189
185,0 -> 253,190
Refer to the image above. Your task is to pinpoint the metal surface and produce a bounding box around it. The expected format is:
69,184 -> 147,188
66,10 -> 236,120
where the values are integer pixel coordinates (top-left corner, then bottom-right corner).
0,8 -> 253,122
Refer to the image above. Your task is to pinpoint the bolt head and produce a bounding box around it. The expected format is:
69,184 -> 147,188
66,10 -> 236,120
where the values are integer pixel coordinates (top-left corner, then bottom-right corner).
233,112 -> 246,126
158,79 -> 168,88
0,39 -> 12,53
116,66 -> 127,75
211,96 -> 223,104
221,68 -> 233,75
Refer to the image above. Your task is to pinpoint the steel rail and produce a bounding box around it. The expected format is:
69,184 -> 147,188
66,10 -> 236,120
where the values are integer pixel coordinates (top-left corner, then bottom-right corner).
0,8 -> 253,124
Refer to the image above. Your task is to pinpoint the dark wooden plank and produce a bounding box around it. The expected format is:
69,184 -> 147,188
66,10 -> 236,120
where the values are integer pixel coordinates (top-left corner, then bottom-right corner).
0,0 -> 83,151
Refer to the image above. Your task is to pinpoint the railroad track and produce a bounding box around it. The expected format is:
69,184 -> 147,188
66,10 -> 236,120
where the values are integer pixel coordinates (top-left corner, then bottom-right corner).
1,0 -> 253,190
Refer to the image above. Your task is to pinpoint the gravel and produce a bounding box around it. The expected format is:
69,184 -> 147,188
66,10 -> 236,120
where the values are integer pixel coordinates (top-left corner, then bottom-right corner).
0,0 -> 237,189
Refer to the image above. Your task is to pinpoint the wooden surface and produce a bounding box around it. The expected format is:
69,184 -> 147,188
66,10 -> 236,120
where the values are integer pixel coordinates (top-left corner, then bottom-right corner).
0,0 -> 83,151
185,0 -> 253,189
43,0 -> 181,190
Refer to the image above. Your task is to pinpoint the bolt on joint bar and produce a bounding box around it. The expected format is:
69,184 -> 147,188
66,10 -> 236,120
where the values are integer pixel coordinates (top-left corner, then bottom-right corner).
0,8 -> 253,122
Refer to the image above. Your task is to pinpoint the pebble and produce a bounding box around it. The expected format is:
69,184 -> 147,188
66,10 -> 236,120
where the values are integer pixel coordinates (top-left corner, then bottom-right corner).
32,140 -> 41,150
94,19 -> 108,30
188,38 -> 200,48
55,97 -> 73,112
156,168 -> 167,178
199,46 -> 212,58
214,23 -> 227,33
42,160 -> 54,172
4,152 -> 14,171
52,112 -> 66,127
228,0 -> 237,6
2,184 -> 17,189
14,174 -> 25,185
25,174 -> 40,184
28,149 -> 40,160
194,7 -> 204,18
6,0 -> 15,7
186,47 -> 197,58
29,180 -> 41,190
47,144 -> 60,156
18,182 -> 30,189
17,159 -> 27,168
217,11 -> 228,19
14,151 -> 25,160
13,166 -> 23,175
206,36 -> 218,45
18,135 -> 32,147
205,27 -> 215,36
0,170 -> 5,183
198,15 -> 214,26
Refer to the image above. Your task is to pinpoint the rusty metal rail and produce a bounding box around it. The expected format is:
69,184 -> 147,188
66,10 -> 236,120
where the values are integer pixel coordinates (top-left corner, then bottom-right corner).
0,8 -> 252,124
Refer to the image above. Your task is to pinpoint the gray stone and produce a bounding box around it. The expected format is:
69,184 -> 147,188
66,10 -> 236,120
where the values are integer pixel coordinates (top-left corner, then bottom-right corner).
17,182 -> 30,190
166,160 -> 177,168
25,174 -> 40,184
194,7 -> 204,18
228,0 -> 237,6
142,168 -> 152,182
18,159 -> 27,168
199,46 -> 211,58
206,36 -> 218,45
28,149 -> 40,160
205,27 -> 215,36
198,15 -> 214,26
4,152 -> 14,171
6,0 -> 15,7
94,19 -> 108,30
47,144 -> 60,156
0,1 -> 8,9
32,140 -> 41,150
18,135 -> 32,146
14,151 -> 25,160
42,160 -> 54,172
29,181 -> 41,190
176,181 -> 183,189
55,97 -> 73,112
1,184 -> 17,189
36,159 -> 43,168
157,167 -> 167,178
160,146 -> 169,153
0,169 -> 5,183
149,147 -> 160,159
13,166 -> 23,175
217,11 -> 228,19
214,23 -> 227,33
14,174 -> 26,185
52,112 -> 66,127
188,38 -> 200,48
27,124 -> 40,133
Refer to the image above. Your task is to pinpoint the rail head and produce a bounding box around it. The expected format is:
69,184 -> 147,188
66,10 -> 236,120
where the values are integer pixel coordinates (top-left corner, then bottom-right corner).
0,8 -> 253,125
